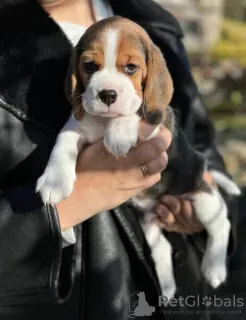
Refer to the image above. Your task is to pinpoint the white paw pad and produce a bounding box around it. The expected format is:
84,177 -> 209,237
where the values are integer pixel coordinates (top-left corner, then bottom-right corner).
201,254 -> 227,288
159,280 -> 177,301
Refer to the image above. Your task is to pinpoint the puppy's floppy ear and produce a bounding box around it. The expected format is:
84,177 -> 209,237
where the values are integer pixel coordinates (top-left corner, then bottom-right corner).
140,43 -> 173,125
64,47 -> 84,120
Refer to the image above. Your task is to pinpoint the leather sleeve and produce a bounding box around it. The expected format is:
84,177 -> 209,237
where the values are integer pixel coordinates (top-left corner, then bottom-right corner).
0,105 -> 76,306
0,187 -> 77,307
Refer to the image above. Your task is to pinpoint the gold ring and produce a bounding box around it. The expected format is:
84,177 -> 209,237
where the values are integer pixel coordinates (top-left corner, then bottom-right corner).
140,164 -> 149,178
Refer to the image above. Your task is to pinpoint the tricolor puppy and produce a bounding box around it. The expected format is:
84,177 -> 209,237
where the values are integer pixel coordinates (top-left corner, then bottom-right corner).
37,17 -> 231,299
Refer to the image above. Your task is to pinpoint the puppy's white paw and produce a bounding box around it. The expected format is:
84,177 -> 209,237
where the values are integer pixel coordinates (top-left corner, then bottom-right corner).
103,131 -> 137,158
191,189 -> 230,289
104,124 -> 138,158
36,165 -> 76,205
104,115 -> 139,158
201,254 -> 227,288
159,279 -> 177,301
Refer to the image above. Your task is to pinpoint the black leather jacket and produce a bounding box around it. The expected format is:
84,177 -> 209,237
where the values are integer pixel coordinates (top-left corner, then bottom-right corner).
0,1 -> 237,319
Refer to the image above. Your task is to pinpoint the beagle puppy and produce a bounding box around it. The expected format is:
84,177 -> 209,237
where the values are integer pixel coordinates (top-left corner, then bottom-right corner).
37,17 -> 231,300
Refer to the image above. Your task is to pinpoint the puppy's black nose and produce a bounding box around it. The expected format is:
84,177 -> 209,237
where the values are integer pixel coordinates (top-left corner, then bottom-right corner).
99,89 -> 117,106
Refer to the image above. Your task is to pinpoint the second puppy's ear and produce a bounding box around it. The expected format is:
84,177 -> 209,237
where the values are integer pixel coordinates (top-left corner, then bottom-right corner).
64,47 -> 85,120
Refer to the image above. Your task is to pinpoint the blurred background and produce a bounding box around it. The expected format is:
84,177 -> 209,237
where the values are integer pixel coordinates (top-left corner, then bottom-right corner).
155,0 -> 246,186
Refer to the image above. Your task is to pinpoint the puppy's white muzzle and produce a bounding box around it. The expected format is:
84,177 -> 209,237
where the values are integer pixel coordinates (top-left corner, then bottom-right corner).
82,69 -> 142,117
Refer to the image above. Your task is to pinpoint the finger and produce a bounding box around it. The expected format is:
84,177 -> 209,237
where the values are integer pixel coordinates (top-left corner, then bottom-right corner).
155,203 -> 193,233
152,216 -> 193,233
177,198 -> 204,232
139,173 -> 162,190
143,152 -> 168,176
156,220 -> 196,234
157,197 -> 204,233
155,204 -> 175,226
159,195 -> 181,214
138,120 -> 159,142
182,199 -> 204,232
168,199 -> 203,232
120,152 -> 168,191
158,196 -> 193,230
172,198 -> 195,229
122,168 -> 161,191
126,127 -> 172,167
125,152 -> 168,190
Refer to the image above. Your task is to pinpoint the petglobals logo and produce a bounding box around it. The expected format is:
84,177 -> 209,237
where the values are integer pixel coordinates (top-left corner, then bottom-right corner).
127,291 -> 244,318
128,291 -> 155,318
159,294 -> 244,309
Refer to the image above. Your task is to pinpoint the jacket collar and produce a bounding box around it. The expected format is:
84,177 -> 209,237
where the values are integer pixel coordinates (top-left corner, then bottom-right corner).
0,0 -> 182,131
0,0 -> 73,130
109,0 -> 183,36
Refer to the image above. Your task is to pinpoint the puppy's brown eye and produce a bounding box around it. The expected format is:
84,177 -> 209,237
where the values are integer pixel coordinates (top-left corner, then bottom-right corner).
83,62 -> 99,74
124,64 -> 138,75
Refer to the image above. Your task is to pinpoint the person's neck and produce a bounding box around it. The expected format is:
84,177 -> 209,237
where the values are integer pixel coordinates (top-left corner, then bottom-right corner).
40,0 -> 96,27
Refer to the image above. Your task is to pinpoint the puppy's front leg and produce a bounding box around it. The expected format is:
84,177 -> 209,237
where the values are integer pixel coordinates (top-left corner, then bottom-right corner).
36,116 -> 85,205
192,188 -> 231,288
103,114 -> 140,158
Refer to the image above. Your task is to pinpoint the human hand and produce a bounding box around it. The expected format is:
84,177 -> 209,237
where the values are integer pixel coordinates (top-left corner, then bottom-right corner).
57,123 -> 172,230
154,171 -> 217,234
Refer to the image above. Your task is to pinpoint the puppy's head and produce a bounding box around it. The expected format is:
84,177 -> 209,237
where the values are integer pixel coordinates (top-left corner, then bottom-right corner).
65,16 -> 173,122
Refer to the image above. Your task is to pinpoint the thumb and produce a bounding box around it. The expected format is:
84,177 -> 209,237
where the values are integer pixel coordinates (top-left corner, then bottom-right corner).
138,119 -> 159,143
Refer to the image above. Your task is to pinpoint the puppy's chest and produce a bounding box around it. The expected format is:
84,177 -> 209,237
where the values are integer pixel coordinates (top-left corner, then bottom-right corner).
79,113 -> 109,143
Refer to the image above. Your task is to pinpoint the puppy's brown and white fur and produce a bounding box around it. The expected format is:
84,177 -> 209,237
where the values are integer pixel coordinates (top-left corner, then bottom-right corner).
37,17 -> 234,299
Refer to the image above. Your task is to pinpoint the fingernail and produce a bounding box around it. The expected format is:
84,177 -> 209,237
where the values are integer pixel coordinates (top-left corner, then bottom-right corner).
145,126 -> 160,141
139,129 -> 154,139
159,127 -> 172,146
156,205 -> 168,217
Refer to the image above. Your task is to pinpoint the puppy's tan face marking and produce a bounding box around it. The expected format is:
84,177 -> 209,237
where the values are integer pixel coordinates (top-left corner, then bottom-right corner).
116,31 -> 147,100
80,49 -> 104,86
77,26 -> 143,117
66,16 -> 173,122
80,29 -> 147,96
